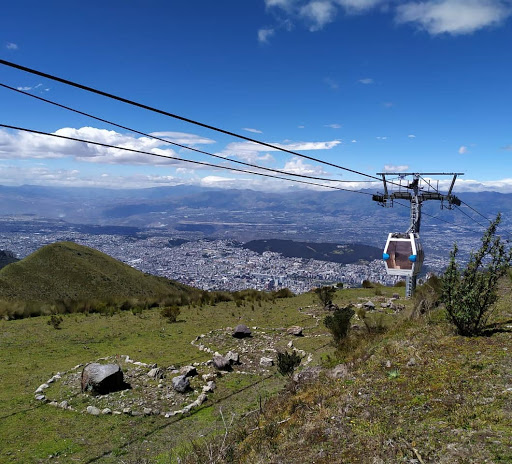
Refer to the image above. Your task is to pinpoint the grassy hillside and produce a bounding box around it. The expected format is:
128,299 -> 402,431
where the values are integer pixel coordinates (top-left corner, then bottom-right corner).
181,280 -> 512,464
0,241 -> 196,303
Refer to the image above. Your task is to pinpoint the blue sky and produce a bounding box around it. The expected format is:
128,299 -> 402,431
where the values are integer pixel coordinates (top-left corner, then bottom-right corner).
1,0 -> 512,192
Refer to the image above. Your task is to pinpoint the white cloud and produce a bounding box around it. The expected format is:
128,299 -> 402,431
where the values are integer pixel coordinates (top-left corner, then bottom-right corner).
282,157 -> 329,175
458,145 -> 468,154
265,0 -> 298,10
298,125 -> 305,129
323,77 -> 339,89
149,131 -> 215,146
6,42 -> 18,50
376,136 -> 388,140
325,123 -> 342,129
408,134 -> 416,138
258,28 -> 275,43
220,139 -> 340,163
16,86 -> 33,91
383,164 -> 409,172
351,139 -> 357,143
358,78 -> 374,84
335,0 -> 384,13
0,126 -> 222,168
396,0 -> 510,35
243,127 -> 263,134
300,1 -> 338,30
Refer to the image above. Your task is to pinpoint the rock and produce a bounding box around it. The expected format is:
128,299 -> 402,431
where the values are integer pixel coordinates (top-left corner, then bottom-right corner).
232,324 -> 251,338
49,401 -> 58,407
363,301 -> 375,310
407,358 -> 416,367
328,364 -> 348,380
172,375 -> 190,393
35,394 -> 46,401
180,365 -> 197,378
287,340 -> 294,348
293,366 -> 323,383
392,293 -> 400,299
143,408 -> 152,415
58,401 -> 69,409
202,381 -> 216,393
212,355 -> 231,371
380,303 -> 389,308
287,326 -> 303,336
260,357 -> 273,367
35,383 -> 49,394
102,408 -> 112,415
324,303 -> 339,311
113,411 -> 122,415
385,360 -> 392,368
81,363 -> 126,395
122,408 -> 132,414
226,351 -> 240,365
202,373 -> 217,381
147,368 -> 165,379
86,406 -> 101,416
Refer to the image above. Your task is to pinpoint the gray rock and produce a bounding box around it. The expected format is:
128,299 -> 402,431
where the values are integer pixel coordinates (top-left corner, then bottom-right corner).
35,394 -> 46,401
293,366 -> 323,383
180,365 -> 197,377
392,293 -> 400,300
212,355 -> 231,371
260,357 -> 273,367
202,373 -> 217,381
232,324 -> 251,338
226,351 -> 240,365
328,364 -> 348,380
81,363 -> 126,394
147,367 -> 165,379
35,383 -> 49,394
172,375 -> 190,393
122,408 -> 131,414
407,358 -> 416,367
102,408 -> 112,415
202,381 -> 216,393
58,400 -> 69,409
143,408 -> 152,415
86,406 -> 101,416
287,326 -> 303,336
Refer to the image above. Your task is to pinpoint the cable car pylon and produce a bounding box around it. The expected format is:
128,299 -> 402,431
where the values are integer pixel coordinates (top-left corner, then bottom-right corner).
372,172 -> 463,298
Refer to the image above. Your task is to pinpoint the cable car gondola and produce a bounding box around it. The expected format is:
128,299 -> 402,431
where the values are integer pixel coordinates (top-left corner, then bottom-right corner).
382,232 -> 424,277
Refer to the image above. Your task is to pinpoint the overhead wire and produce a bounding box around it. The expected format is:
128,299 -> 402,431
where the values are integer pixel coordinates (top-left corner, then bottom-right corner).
0,124 -> 375,196
0,83 -> 377,185
0,59 -> 409,188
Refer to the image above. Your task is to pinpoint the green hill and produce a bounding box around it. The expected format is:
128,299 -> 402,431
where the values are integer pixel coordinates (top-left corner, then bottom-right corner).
0,241 -> 196,303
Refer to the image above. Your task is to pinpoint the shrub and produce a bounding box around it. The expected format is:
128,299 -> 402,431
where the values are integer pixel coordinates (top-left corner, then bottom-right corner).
442,214 -> 512,336
315,286 -> 336,307
273,288 -> 294,299
362,280 -> 374,288
324,305 -> 355,345
394,280 -> 406,287
161,306 -> 181,323
412,274 -> 442,317
48,314 -> 63,329
277,350 -> 302,377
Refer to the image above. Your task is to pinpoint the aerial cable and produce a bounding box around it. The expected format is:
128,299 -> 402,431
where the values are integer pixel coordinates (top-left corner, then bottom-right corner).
0,59 -> 406,187
0,124 -> 375,196
0,83 -> 376,185
453,205 -> 488,229
459,199 -> 492,223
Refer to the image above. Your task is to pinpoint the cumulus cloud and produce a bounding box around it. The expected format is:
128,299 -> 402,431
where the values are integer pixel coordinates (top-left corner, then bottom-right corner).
351,139 -> 357,143
243,127 -> 263,134
458,145 -> 468,154
258,28 -> 275,43
300,1 -> 338,30
396,0 -> 511,35
408,134 -> 416,138
376,136 -> 388,140
219,138 -> 340,163
383,164 -> 409,172
149,131 -> 215,146
0,126 -> 221,168
282,157 -> 329,175
358,78 -> 374,84
335,0 -> 384,13
325,123 -> 341,129
6,42 -> 18,50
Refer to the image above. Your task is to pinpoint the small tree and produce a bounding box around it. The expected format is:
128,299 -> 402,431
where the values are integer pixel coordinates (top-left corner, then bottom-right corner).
315,286 -> 336,307
277,350 -> 302,377
324,305 -> 355,345
442,213 -> 512,336
161,306 -> 180,323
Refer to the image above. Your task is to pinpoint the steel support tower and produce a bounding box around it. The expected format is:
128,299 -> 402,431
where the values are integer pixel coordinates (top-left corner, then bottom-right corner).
372,172 -> 463,298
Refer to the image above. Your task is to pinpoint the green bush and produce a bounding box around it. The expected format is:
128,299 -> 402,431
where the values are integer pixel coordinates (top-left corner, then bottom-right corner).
277,350 -> 302,377
324,305 -> 355,345
442,214 -> 512,336
412,274 -> 442,317
161,306 -> 181,323
48,314 -> 63,329
315,286 -> 336,307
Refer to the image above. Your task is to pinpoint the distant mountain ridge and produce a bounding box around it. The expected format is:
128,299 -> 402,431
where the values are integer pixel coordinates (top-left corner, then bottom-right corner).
244,239 -> 382,264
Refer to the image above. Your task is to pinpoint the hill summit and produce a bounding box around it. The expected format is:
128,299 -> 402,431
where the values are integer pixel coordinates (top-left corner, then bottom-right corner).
0,241 -> 194,303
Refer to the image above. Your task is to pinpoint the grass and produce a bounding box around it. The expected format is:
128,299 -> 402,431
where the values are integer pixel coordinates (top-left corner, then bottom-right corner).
192,279 -> 512,464
2,285 -> 400,463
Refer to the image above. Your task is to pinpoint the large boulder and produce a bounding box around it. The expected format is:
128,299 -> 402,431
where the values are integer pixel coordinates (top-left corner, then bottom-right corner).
172,375 -> 190,393
232,324 -> 251,338
287,326 -> 303,336
213,355 -> 231,371
180,365 -> 197,378
81,363 -> 126,394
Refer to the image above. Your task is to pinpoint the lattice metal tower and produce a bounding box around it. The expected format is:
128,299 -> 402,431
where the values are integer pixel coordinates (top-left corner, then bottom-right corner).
372,173 -> 463,297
